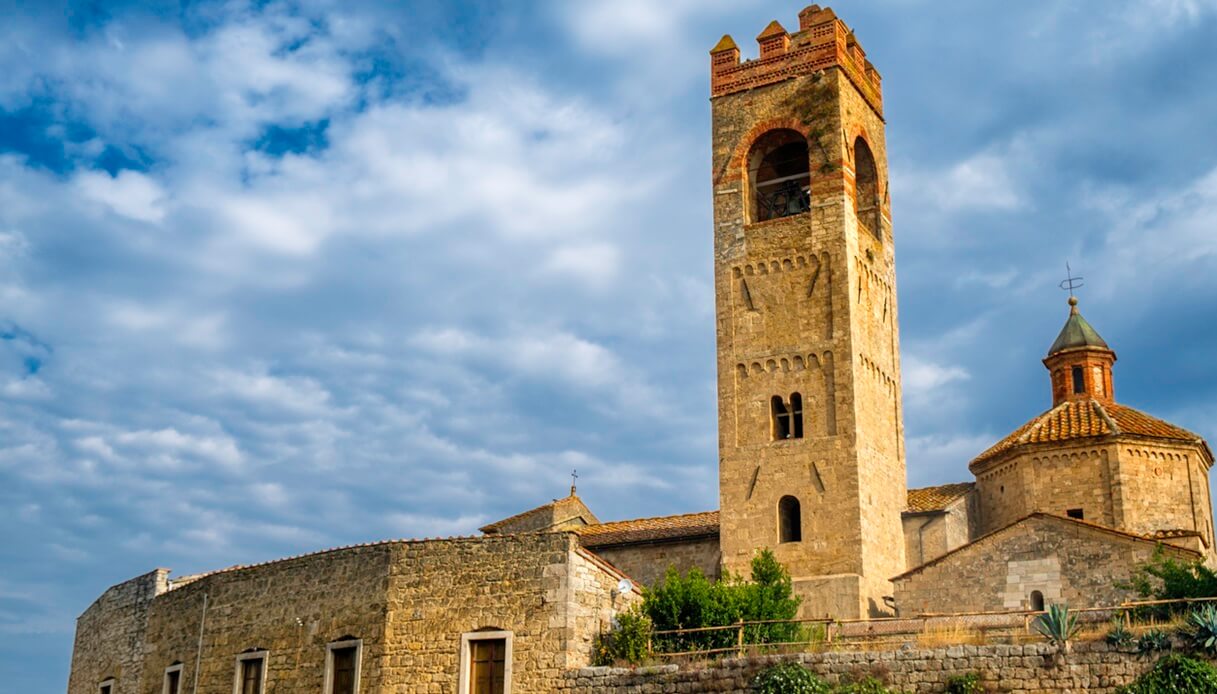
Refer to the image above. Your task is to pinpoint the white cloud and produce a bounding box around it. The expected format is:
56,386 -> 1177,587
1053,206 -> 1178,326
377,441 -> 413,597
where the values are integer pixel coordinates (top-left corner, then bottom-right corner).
74,170 -> 167,223
541,243 -> 621,288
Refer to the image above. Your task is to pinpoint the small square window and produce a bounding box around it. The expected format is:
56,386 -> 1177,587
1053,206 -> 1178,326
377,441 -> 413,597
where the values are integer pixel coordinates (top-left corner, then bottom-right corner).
99,679 -> 116,694
1066,508 -> 1084,520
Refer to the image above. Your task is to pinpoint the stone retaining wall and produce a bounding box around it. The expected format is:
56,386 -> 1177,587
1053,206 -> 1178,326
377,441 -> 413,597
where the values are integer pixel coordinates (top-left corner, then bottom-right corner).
559,642 -> 1162,694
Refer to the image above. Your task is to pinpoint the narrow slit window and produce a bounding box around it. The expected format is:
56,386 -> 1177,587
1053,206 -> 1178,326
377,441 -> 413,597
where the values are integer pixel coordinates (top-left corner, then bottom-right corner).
790,393 -> 804,438
771,395 -> 791,440
778,496 -> 802,543
1071,366 -> 1085,394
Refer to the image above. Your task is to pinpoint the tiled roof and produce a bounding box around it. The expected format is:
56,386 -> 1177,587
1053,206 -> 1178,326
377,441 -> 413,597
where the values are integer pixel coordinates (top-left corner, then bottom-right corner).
970,399 -> 1206,470
576,511 -> 720,548
906,482 -> 974,513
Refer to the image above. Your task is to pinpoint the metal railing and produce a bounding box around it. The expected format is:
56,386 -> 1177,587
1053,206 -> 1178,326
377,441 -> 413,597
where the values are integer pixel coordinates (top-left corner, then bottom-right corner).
645,597 -> 1217,659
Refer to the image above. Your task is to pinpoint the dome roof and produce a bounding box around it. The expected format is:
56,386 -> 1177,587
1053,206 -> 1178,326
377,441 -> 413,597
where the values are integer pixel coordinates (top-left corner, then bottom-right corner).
969,399 -> 1207,471
1047,297 -> 1109,356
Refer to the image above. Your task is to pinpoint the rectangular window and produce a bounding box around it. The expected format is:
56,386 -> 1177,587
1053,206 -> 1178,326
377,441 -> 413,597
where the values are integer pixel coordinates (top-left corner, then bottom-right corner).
1067,508 -> 1084,520
459,631 -> 512,694
100,680 -> 115,694
233,652 -> 267,694
326,639 -> 362,694
471,639 -> 506,694
163,664 -> 183,694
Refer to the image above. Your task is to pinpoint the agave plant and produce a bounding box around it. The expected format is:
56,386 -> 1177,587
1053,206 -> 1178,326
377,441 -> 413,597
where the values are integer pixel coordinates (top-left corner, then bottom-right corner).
1033,603 -> 1080,649
1105,618 -> 1134,649
1188,603 -> 1217,654
1138,628 -> 1172,654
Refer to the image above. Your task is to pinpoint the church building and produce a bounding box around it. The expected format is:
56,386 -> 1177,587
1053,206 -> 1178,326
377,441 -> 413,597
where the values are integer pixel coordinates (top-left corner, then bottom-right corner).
67,5 -> 1215,694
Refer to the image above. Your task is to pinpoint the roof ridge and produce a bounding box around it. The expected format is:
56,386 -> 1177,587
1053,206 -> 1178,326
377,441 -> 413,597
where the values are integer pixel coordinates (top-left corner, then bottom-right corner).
1093,399 -> 1121,435
579,509 -> 719,533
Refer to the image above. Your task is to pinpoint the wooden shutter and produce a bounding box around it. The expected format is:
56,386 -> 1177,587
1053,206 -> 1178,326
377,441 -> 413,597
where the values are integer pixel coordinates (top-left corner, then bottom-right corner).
331,646 -> 357,694
470,639 -> 506,694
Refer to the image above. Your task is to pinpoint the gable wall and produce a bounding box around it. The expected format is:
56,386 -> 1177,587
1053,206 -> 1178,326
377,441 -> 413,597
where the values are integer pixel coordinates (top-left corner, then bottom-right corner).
893,517 -> 1196,615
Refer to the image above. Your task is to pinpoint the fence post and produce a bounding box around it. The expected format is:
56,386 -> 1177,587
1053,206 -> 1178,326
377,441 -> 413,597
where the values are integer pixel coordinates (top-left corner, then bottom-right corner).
827,620 -> 834,644
647,631 -> 653,659
737,619 -> 745,657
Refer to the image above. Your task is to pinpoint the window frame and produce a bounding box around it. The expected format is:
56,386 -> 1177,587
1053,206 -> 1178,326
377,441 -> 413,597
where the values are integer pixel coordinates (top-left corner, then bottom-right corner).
232,650 -> 268,694
324,638 -> 363,694
99,678 -> 116,694
163,663 -> 184,694
457,630 -> 513,694
778,495 -> 803,544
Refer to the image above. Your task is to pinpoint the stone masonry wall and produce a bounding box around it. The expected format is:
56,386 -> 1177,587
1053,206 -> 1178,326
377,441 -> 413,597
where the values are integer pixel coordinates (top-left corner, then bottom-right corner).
381,533 -> 630,693
69,532 -> 632,694
67,569 -> 168,694
137,543 -> 394,694
557,642 -> 1168,694
589,537 -> 722,588
894,515 -> 1197,615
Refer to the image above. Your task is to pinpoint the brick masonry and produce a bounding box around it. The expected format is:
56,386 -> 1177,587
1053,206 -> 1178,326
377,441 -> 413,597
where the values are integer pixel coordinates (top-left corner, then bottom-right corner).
557,642 -> 1171,694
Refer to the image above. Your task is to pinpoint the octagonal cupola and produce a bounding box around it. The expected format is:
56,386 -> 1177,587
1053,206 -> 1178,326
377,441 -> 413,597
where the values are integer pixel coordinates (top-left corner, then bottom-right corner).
1043,296 -> 1116,406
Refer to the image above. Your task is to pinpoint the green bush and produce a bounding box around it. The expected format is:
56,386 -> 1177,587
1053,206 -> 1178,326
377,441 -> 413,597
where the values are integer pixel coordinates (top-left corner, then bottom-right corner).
1117,654 -> 1217,693
945,672 -> 984,694
592,611 -> 652,666
1187,604 -> 1217,655
645,549 -> 801,653
752,662 -> 830,694
1123,548 -> 1217,618
1137,629 -> 1171,654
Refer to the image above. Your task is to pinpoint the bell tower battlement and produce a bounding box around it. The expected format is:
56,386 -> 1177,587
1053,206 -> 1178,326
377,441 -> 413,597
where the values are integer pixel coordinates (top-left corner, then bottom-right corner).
710,5 -> 883,115
711,6 -> 906,619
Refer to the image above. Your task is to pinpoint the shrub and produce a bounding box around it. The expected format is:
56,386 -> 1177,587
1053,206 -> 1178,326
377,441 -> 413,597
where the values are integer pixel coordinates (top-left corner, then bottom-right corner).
752,662 -> 830,694
592,611 -> 652,666
1033,603 -> 1079,648
1116,654 -> 1217,693
945,673 -> 984,694
1123,548 -> 1217,618
645,549 -> 801,653
1137,629 -> 1171,654
1186,603 -> 1217,655
1105,618 -> 1134,649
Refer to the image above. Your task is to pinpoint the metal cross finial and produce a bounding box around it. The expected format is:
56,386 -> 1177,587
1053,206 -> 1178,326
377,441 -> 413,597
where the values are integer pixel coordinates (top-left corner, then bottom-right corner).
570,469 -> 578,496
1059,262 -> 1084,298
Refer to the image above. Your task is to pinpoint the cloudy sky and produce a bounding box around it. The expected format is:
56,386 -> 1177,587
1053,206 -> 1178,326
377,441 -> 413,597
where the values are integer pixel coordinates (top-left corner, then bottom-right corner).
3,0 -> 1217,689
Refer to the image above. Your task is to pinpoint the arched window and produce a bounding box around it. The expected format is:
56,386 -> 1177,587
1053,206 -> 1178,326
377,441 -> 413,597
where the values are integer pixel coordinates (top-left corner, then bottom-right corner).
778,496 -> 802,543
1030,590 -> 1045,612
854,137 -> 881,240
790,393 -> 804,439
771,395 -> 790,440
749,130 -> 810,223
1071,366 -> 1085,394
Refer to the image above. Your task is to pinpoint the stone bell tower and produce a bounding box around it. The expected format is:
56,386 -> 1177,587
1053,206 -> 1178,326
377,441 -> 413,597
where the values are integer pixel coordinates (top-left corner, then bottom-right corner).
710,5 -> 907,618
